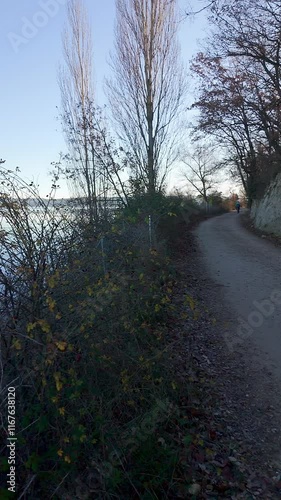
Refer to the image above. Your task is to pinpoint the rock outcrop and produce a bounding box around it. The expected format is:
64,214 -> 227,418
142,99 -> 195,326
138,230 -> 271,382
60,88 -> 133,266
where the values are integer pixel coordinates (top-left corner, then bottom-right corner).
251,173 -> 281,236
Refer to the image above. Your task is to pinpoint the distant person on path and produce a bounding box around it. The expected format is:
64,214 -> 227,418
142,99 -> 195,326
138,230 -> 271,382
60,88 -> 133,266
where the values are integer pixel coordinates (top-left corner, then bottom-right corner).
235,200 -> 241,213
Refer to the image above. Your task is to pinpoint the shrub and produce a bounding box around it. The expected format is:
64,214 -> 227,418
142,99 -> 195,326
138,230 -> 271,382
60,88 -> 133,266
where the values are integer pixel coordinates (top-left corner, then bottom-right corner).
0,172 -> 192,498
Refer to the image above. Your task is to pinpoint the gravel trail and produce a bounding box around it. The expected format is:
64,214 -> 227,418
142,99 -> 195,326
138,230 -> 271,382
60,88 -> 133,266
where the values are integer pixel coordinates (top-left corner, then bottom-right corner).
196,211 -> 281,379
188,212 -> 281,494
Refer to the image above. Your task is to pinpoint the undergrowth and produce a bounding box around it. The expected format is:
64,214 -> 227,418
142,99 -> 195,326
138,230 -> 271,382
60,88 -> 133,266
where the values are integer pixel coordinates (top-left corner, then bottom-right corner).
0,173 -> 202,499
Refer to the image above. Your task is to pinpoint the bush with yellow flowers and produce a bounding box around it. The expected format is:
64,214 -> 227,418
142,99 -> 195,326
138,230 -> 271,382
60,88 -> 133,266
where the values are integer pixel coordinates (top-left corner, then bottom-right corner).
0,173 -> 194,498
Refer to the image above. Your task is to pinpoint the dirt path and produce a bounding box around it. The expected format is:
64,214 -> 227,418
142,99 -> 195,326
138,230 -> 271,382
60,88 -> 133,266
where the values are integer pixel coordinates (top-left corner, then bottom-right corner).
196,211 -> 281,379
181,211 -> 281,497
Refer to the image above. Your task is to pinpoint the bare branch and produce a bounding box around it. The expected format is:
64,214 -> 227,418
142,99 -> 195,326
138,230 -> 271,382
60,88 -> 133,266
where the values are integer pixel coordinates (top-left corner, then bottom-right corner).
106,0 -> 186,194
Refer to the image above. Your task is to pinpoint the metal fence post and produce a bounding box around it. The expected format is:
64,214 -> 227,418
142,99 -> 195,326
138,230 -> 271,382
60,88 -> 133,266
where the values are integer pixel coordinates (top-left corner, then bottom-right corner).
101,237 -> 106,275
148,215 -> 152,249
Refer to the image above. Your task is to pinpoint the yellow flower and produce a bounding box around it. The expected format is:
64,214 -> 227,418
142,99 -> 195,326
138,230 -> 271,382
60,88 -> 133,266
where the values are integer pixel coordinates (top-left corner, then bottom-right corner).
55,341 -> 67,352
13,339 -> 21,350
185,295 -> 195,311
155,378 -> 163,384
46,296 -> 56,312
54,372 -> 63,391
161,296 -> 170,304
27,322 -> 36,333
127,400 -> 135,407
37,319 -> 50,333
48,275 -> 56,289
59,407 -> 65,416
57,449 -> 63,457
64,455 -> 71,463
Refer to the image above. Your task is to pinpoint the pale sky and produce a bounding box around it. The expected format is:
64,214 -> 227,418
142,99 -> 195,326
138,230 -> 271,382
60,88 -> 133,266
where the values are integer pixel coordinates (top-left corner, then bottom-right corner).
0,0 -> 211,197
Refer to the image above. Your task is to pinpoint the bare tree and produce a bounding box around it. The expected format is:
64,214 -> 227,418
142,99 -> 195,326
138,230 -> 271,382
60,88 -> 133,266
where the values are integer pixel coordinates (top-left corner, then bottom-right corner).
59,0 -> 98,221
185,0 -> 218,16
191,53 -> 260,198
59,0 -> 130,223
107,0 -> 185,195
182,143 -> 221,209
190,0 -> 281,202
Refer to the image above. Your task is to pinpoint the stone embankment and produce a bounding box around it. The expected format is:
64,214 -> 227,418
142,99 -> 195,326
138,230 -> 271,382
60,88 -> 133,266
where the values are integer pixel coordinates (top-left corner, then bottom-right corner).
251,173 -> 281,235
